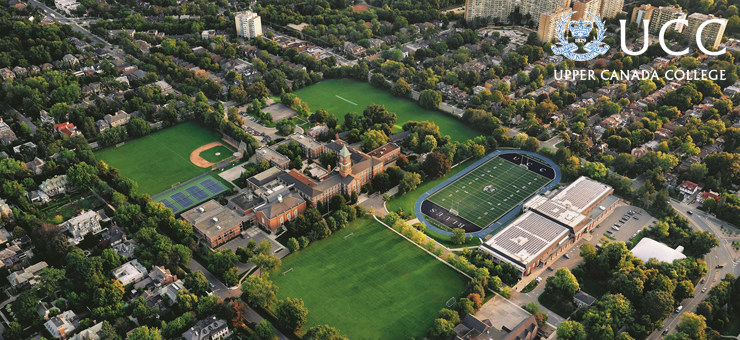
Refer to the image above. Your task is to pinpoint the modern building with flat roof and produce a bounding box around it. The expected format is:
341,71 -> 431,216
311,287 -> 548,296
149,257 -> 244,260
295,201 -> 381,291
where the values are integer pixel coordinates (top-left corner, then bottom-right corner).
182,200 -> 243,248
482,176 -> 617,276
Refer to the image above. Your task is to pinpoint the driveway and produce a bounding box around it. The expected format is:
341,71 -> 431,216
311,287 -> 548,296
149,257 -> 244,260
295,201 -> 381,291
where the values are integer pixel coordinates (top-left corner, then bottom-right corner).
187,259 -> 229,294
359,193 -> 388,217
218,227 -> 289,274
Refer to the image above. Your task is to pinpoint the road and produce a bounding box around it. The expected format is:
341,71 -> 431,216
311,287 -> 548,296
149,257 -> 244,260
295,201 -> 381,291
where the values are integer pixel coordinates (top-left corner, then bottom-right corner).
187,259 -> 289,339
646,201 -> 740,339
27,0 -> 113,49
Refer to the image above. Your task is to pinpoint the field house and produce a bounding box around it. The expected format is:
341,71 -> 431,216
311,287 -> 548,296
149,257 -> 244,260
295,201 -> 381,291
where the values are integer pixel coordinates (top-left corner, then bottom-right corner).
482,176 -> 620,277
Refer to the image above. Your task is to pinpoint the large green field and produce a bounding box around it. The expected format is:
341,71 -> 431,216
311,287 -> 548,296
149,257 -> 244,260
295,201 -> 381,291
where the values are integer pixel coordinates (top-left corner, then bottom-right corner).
95,122 -> 228,195
293,79 -> 480,142
270,217 -> 468,340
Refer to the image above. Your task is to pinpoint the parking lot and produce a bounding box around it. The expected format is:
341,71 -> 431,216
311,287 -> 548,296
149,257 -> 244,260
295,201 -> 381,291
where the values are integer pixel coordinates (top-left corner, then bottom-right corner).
218,226 -> 289,273
510,204 -> 657,325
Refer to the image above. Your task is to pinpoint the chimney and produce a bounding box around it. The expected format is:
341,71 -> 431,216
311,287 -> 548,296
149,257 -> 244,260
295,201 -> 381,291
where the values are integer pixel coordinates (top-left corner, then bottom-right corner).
278,194 -> 283,203
212,217 -> 218,222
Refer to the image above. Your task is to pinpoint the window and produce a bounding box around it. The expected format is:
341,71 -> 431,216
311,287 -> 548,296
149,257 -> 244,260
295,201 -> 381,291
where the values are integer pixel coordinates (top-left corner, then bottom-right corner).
294,209 -> 297,215
280,217 -> 284,224
287,212 -> 291,220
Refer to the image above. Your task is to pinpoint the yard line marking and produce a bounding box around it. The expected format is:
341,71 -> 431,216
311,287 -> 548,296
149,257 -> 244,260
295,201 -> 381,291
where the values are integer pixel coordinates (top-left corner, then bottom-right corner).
335,95 -> 358,105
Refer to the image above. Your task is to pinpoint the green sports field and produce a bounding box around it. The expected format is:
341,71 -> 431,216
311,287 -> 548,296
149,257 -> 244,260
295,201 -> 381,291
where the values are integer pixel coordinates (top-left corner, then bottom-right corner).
95,122 -> 230,195
426,156 -> 551,230
270,217 -> 468,340
199,145 -> 234,163
292,79 -> 480,142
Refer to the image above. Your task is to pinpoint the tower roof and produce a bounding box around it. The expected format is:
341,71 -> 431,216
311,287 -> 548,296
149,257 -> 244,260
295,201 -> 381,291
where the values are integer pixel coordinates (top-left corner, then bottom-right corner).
339,144 -> 351,157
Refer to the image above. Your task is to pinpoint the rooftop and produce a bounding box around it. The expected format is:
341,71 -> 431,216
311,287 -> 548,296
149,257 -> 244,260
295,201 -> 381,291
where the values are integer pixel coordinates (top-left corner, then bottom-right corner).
484,211 -> 569,267
631,238 -> 687,263
550,176 -> 613,214
181,200 -> 243,238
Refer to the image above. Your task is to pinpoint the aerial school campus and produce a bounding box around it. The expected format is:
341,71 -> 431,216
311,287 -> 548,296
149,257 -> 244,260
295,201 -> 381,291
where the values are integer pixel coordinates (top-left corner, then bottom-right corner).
5,0 -> 740,338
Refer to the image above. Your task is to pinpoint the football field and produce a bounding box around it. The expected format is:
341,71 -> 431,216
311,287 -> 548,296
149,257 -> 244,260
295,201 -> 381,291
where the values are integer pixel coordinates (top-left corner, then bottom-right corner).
270,217 -> 468,340
423,154 -> 553,232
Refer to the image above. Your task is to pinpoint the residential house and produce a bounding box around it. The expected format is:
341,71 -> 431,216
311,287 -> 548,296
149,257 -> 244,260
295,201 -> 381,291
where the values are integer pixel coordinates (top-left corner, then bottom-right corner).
69,322 -> 104,340
0,68 -> 14,80
12,66 -> 26,77
149,266 -> 177,286
112,259 -> 148,285
0,199 -> 12,220
182,315 -> 231,340
574,290 -> 597,308
54,122 -> 81,137
44,310 -> 77,339
104,110 -> 131,128
698,191 -> 720,203
7,261 -> 48,289
40,110 -> 55,125
0,119 -> 17,145
39,175 -> 69,196
62,54 -> 79,68
159,279 -> 185,304
25,157 -> 45,175
678,180 -> 700,196
13,141 -> 36,154
60,210 -> 102,242
0,245 -> 25,268
453,314 -> 492,340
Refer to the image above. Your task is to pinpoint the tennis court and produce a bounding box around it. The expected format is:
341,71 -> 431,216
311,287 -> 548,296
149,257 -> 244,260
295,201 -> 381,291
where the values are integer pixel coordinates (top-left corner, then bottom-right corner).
153,174 -> 230,214
422,153 -> 553,232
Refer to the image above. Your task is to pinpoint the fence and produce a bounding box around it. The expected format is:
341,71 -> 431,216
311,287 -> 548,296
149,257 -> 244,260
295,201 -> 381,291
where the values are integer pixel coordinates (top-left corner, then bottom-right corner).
151,172 -> 211,200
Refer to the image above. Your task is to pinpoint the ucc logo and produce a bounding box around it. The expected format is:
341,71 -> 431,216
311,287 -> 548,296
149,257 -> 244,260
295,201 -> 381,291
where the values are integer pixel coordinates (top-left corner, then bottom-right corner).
551,11 -> 729,61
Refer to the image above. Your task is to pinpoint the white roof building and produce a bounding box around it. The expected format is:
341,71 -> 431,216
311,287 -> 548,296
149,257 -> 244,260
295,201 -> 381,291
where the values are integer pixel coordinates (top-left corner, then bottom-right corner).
44,310 -> 77,338
631,238 -> 687,263
60,210 -> 102,243
112,259 -> 148,285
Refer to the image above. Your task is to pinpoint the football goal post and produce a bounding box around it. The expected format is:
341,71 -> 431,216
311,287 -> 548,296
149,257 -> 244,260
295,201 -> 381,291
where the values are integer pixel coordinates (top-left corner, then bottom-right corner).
446,297 -> 456,308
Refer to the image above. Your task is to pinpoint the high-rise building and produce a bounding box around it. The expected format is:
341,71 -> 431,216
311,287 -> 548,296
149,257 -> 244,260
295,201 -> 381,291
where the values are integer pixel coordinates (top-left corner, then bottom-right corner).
464,0 -> 516,23
648,6 -> 686,35
573,0 -> 602,21
599,0 -> 624,19
538,7 -> 574,43
630,4 -> 656,29
520,0 -> 571,25
685,13 -> 727,50
235,11 -> 262,38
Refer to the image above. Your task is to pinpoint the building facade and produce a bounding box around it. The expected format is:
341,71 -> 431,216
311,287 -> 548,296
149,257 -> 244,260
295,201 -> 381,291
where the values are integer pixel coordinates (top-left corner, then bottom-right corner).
235,11 -> 262,38
520,0 -> 571,25
572,0 -> 601,22
648,6 -> 686,35
464,0 -> 515,23
538,7 -> 573,43
599,0 -> 624,19
182,200 -> 243,248
685,13 -> 727,50
630,4 -> 656,29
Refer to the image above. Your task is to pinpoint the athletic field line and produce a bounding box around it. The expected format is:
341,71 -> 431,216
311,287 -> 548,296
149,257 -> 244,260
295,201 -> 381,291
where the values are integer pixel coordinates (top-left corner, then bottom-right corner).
335,95 -> 358,106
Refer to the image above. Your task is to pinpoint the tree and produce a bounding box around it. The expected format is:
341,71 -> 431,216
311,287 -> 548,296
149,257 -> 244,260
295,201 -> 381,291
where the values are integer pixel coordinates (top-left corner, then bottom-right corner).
251,253 -> 282,276
254,320 -> 277,340
128,117 -> 151,137
544,268 -> 579,302
66,161 -> 98,188
424,152 -> 452,178
421,135 -> 437,153
643,290 -> 674,323
241,276 -> 278,308
451,228 -> 466,245
583,162 -> 608,181
399,172 -> 422,193
3,322 -> 23,340
303,325 -> 349,340
556,321 -> 586,340
675,313 -> 707,340
37,267 -> 65,298
12,290 -> 39,324
419,89 -> 442,109
128,326 -> 161,340
361,130 -> 389,152
275,297 -> 308,332
99,321 -> 120,340
429,318 -> 455,340
391,78 -> 412,98
185,271 -> 211,296
287,237 -> 300,252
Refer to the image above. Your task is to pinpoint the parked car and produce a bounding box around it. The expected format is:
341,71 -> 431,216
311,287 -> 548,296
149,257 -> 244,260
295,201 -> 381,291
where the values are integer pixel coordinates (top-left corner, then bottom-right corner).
633,216 -> 639,220
675,305 -> 683,313
564,254 -> 570,259
612,226 -> 620,231
535,276 -> 542,283
702,288 -> 707,293
607,230 -> 614,234
687,211 -> 694,215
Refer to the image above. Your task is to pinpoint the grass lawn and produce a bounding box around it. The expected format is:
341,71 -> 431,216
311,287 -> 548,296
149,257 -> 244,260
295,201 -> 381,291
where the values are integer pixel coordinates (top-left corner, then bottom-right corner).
292,79 -> 480,142
40,195 -> 102,223
270,217 -> 468,340
198,145 -> 235,163
95,122 -> 224,195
